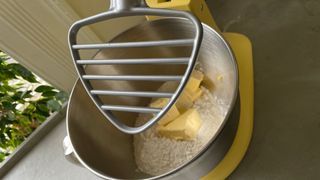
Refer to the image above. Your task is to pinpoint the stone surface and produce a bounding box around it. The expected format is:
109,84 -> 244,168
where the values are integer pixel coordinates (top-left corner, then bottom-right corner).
3,120 -> 97,180
207,0 -> 320,179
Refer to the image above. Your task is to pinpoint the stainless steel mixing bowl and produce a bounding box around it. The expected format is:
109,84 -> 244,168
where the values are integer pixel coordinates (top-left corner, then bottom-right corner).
64,18 -> 239,179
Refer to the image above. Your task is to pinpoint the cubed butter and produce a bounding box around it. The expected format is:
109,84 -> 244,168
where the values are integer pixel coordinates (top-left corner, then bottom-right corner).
175,70 -> 204,112
175,90 -> 194,112
153,70 -> 204,113
185,70 -> 204,93
176,88 -> 203,112
190,88 -> 203,101
157,108 -> 202,140
150,98 -> 180,125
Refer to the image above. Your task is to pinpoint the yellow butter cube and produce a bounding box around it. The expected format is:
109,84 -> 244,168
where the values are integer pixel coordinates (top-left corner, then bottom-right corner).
176,88 -> 203,112
154,70 -> 204,113
150,98 -> 180,125
175,70 -> 204,111
157,108 -> 202,140
191,88 -> 203,101
175,90 -> 194,112
185,70 -> 204,93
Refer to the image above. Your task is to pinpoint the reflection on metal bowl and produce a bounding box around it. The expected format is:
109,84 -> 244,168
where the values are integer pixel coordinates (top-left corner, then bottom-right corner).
65,18 -> 239,180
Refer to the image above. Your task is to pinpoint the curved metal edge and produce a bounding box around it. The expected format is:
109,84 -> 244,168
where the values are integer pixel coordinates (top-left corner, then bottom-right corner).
62,136 -> 82,166
109,0 -> 148,11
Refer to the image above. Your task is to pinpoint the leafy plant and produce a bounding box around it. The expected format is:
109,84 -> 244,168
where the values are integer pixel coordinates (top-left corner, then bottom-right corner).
0,51 -> 68,162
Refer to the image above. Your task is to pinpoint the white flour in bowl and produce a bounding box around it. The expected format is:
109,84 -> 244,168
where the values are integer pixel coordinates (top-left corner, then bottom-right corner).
133,87 -> 227,175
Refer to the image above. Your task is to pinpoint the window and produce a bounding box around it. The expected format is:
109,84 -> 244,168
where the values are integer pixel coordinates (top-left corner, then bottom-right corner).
0,50 -> 68,162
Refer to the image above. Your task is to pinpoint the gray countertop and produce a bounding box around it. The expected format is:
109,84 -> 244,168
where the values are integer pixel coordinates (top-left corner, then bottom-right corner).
3,120 -> 98,180
207,0 -> 320,179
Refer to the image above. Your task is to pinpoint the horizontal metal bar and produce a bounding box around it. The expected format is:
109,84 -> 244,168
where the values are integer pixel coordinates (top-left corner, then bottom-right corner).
76,57 -> 189,65
82,75 -> 183,81
101,105 -> 161,113
91,90 -> 173,98
72,39 -> 194,49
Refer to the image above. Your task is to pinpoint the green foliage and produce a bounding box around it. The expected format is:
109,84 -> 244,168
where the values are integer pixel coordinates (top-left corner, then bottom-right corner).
0,51 -> 68,162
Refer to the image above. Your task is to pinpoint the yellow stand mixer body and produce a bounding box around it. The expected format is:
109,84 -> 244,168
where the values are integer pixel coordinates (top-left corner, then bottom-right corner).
147,0 -> 254,179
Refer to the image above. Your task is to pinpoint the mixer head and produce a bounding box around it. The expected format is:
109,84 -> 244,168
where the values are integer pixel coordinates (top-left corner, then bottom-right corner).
68,0 -> 203,134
